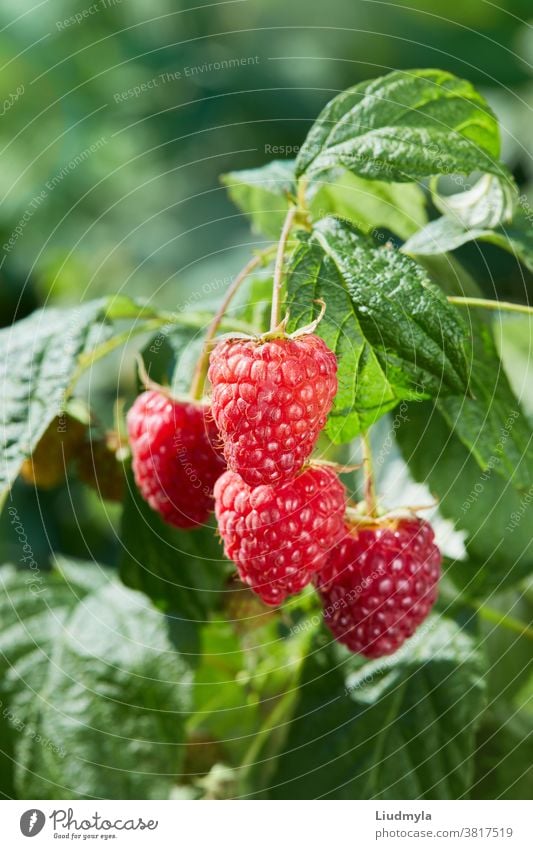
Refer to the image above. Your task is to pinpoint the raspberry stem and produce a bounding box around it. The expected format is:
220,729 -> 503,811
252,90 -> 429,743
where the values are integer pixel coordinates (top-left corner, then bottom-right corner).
270,205 -> 298,332
360,431 -> 378,517
189,247 -> 275,400
448,296 -> 533,316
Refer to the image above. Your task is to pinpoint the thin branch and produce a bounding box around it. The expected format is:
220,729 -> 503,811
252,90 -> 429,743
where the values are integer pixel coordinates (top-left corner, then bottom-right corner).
189,247 -> 274,399
360,431 -> 378,518
448,296 -> 533,317
270,206 -> 298,332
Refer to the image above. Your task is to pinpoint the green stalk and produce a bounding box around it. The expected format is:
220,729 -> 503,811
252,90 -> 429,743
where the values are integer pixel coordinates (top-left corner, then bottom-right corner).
360,431 -> 378,518
189,247 -> 275,400
448,296 -> 533,317
475,605 -> 533,641
270,205 -> 297,332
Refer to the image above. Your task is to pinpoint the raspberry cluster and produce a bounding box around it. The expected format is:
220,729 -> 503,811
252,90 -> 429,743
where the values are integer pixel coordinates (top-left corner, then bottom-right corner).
126,327 -> 441,658
210,333 -> 345,605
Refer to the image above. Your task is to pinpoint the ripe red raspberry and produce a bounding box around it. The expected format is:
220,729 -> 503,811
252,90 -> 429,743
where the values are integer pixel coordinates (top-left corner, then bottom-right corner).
208,334 -> 337,487
214,465 -> 346,606
127,391 -> 225,529
317,518 -> 441,658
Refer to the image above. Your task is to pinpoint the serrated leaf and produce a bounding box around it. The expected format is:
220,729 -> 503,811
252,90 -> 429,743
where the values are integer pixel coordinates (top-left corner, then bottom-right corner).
120,471 -> 229,622
0,561 -> 109,796
438,322 -> 533,491
396,400 -> 533,598
411,254 -> 533,495
16,580 -> 194,799
404,210 -> 533,272
269,618 -> 485,799
0,297 -> 171,500
296,69 -> 501,183
286,216 -> 469,442
221,160 -> 296,237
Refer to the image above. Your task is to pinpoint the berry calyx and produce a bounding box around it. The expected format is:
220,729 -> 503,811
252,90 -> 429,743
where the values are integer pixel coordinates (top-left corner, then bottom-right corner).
214,465 -> 346,606
316,517 -> 441,658
127,390 -> 225,529
208,334 -> 337,487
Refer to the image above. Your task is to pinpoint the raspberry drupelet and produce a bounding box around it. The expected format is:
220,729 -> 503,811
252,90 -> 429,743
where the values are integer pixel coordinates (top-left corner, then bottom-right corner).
127,390 -> 225,529
317,517 -> 441,658
208,334 -> 337,487
215,465 -> 346,605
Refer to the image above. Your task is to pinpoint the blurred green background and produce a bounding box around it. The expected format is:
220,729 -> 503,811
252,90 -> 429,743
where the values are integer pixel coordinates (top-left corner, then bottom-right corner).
0,0 -> 532,569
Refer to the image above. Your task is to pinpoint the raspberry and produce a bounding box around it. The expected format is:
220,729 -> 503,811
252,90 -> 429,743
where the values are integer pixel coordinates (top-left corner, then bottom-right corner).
317,518 -> 441,658
127,391 -> 225,529
77,432 -> 125,502
208,334 -> 337,487
214,465 -> 346,606
20,414 -> 86,489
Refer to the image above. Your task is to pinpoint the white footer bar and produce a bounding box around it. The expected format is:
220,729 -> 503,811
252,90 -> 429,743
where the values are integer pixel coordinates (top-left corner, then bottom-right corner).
2,799 -> 530,848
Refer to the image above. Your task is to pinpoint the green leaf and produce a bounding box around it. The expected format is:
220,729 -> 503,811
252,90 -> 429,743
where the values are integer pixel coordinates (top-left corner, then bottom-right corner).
221,160 -> 296,237
120,471 -> 229,622
141,324 -> 203,396
432,172 -> 518,229
311,171 -> 428,240
0,560 -> 109,796
396,400 -> 533,598
438,321 -> 533,491
286,216 -> 469,442
269,618 -> 485,799
472,707 -> 533,800
16,580 -> 194,799
223,157 -> 429,242
188,621 -> 260,768
232,271 -> 274,335
404,210 -> 533,272
412,255 -> 533,494
0,297 -> 172,501
296,69 -> 501,183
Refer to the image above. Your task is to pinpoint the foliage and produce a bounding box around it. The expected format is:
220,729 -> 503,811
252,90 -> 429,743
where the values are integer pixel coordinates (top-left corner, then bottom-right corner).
0,64 -> 531,801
